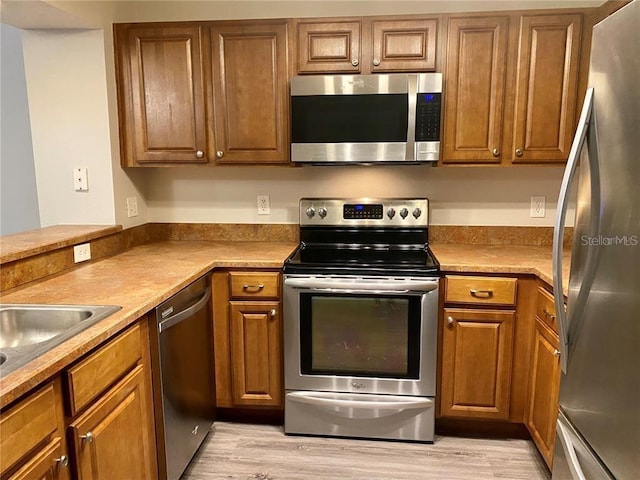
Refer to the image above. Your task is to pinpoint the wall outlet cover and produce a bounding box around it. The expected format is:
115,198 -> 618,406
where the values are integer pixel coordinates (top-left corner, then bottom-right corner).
530,196 -> 546,218
257,195 -> 270,215
73,243 -> 91,263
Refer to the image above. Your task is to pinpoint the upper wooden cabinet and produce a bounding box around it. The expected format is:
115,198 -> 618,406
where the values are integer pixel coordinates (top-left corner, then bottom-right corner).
295,17 -> 438,74
442,12 -> 584,165
209,22 -> 290,164
114,21 -> 290,166
442,16 -> 509,164
511,14 -> 583,164
115,25 -> 208,166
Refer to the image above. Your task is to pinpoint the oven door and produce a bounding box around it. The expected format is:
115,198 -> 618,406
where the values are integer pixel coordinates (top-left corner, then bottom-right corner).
283,275 -> 439,397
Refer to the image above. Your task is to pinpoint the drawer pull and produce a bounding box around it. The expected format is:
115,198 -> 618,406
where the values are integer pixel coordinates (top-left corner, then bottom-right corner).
543,309 -> 557,322
447,316 -> 454,326
55,455 -> 69,467
470,289 -> 494,298
243,284 -> 265,291
553,349 -> 561,357
80,432 -> 94,443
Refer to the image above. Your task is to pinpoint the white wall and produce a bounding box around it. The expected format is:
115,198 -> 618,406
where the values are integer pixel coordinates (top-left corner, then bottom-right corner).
21,28 -> 116,227
0,23 -> 41,235
144,165 -> 569,226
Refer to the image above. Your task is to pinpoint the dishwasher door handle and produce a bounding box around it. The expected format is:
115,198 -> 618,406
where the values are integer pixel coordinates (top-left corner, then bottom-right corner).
158,287 -> 211,333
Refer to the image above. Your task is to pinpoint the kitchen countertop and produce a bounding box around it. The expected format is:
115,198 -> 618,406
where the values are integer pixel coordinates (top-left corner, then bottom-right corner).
430,243 -> 571,292
0,240 -> 298,408
1,239 -> 569,409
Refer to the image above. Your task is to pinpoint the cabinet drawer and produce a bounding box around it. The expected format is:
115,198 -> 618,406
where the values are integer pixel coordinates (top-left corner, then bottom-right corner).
65,323 -> 142,415
445,275 -> 517,306
0,383 -> 58,474
536,286 -> 559,333
229,271 -> 280,299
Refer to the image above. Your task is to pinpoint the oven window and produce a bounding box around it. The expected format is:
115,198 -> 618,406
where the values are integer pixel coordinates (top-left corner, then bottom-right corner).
300,293 -> 421,379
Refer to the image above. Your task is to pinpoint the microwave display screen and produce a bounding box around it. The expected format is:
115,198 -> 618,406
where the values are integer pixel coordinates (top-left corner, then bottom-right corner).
291,94 -> 408,143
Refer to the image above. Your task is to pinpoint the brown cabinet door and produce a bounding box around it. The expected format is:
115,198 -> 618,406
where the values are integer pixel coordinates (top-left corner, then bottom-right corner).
7,438 -> 69,480
526,317 -> 562,469
117,25 -> 208,166
511,14 -> 583,164
296,20 -> 361,74
69,365 -> 155,480
229,301 -> 282,407
210,22 -> 289,164
370,19 -> 438,72
441,308 -> 515,419
442,16 -> 509,164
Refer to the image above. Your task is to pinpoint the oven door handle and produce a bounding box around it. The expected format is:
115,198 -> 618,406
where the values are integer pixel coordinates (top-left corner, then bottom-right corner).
284,278 -> 439,292
287,391 -> 434,411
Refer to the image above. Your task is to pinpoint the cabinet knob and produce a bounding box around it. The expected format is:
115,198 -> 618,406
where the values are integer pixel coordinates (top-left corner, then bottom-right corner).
55,455 -> 69,467
492,148 -> 500,157
447,316 -> 454,326
270,309 -> 277,318
195,150 -> 204,158
80,431 -> 94,443
351,59 -> 359,67
216,150 -> 224,158
372,58 -> 381,66
553,349 -> 561,357
515,148 -> 523,157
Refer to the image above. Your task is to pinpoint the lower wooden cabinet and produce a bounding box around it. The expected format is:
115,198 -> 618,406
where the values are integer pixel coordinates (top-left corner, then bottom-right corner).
213,270 -> 283,409
229,302 -> 282,406
0,381 -> 70,480
0,318 -> 157,480
69,365 -> 155,480
526,290 -> 562,469
440,308 -> 515,420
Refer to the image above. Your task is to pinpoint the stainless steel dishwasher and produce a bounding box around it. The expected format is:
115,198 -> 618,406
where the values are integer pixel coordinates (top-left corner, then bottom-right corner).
151,276 -> 216,480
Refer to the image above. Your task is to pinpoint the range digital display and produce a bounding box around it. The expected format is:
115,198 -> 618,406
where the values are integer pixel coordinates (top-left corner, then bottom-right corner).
344,204 -> 383,219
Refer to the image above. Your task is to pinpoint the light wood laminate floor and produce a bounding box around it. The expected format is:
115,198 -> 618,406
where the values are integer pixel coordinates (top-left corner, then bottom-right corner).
181,422 -> 550,480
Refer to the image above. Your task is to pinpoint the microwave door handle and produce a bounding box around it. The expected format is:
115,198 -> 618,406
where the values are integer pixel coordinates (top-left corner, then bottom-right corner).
406,74 -> 417,161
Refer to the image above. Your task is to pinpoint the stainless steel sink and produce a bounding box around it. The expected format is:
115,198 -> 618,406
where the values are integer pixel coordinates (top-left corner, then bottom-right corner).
0,304 -> 121,378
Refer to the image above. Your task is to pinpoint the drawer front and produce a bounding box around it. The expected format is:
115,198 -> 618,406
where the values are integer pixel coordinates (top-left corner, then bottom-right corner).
0,383 -> 58,474
65,323 -> 142,415
536,286 -> 558,333
445,275 -> 517,306
229,271 -> 280,299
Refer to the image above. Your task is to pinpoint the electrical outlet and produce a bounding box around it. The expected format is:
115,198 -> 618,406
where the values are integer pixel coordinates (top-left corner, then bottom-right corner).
257,195 -> 270,215
73,243 -> 91,263
126,197 -> 139,218
73,167 -> 88,192
530,196 -> 546,218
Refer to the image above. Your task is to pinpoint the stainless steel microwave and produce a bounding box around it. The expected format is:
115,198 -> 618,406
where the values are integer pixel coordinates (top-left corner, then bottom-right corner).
290,73 -> 442,164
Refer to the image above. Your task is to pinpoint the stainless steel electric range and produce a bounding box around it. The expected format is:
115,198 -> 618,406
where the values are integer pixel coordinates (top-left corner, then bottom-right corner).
283,198 -> 440,442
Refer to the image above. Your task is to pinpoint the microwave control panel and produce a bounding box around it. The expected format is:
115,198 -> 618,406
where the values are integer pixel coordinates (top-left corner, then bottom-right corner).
415,93 -> 441,142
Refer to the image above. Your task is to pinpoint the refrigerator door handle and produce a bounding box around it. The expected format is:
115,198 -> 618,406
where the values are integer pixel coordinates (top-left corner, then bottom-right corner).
553,87 -> 594,373
556,419 -> 588,480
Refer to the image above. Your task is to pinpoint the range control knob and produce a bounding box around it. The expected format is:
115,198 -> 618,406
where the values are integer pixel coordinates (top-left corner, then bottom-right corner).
400,208 -> 409,219
306,207 -> 315,218
387,208 -> 396,219
413,208 -> 422,219
318,207 -> 328,219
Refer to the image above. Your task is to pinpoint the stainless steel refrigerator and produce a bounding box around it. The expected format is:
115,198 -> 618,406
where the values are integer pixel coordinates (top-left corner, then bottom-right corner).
551,1 -> 640,478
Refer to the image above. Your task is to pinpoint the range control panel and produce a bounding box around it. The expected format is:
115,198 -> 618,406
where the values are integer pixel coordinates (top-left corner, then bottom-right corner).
299,198 -> 429,227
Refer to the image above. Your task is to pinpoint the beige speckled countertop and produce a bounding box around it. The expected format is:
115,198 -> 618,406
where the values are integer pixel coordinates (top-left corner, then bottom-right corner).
0,240 -> 298,408
430,243 -> 571,292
